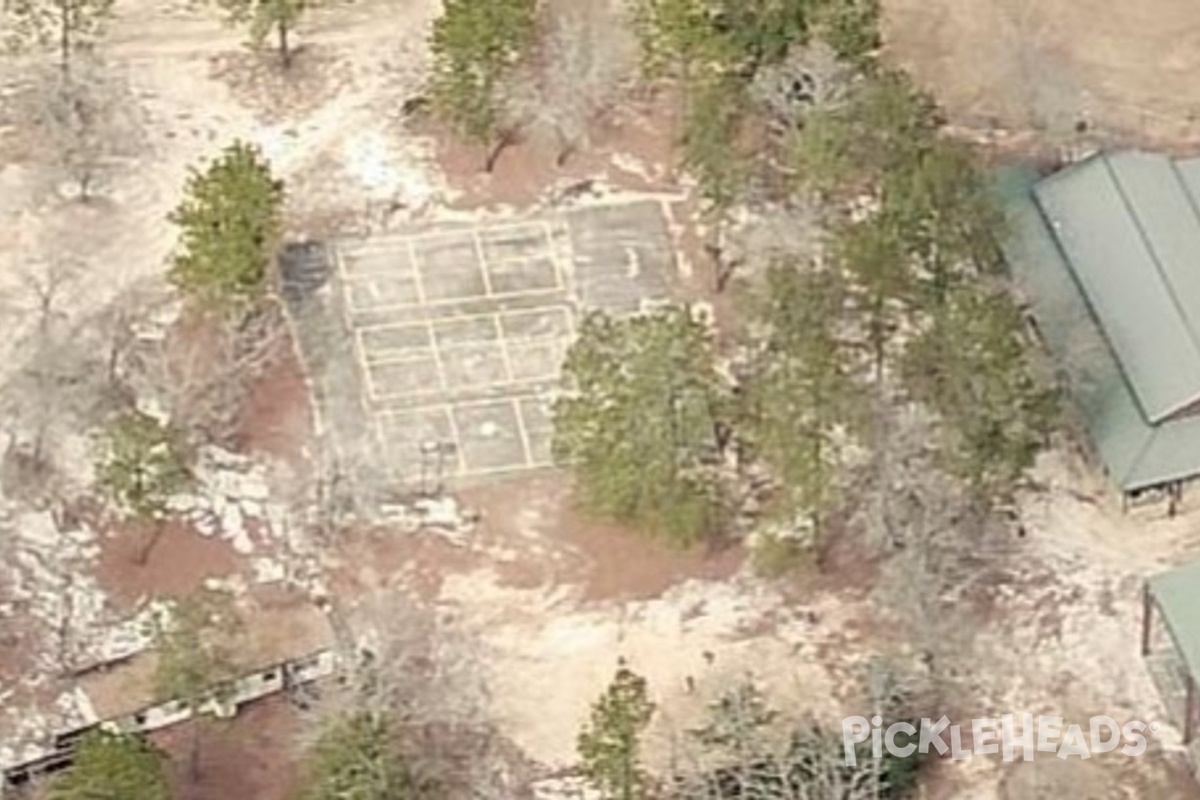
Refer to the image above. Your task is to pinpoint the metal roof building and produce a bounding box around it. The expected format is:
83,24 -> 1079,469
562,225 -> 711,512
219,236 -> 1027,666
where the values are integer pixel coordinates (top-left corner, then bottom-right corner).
1143,562 -> 1200,744
1000,151 -> 1200,497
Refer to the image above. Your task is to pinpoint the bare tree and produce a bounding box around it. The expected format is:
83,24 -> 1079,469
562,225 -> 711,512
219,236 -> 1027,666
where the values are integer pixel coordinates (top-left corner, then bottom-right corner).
855,401 -> 1014,712
507,0 -> 636,168
3,0 -> 113,76
0,257 -> 85,499
118,302 -> 289,448
15,54 -> 144,202
667,677 -> 919,800
298,591 -> 528,799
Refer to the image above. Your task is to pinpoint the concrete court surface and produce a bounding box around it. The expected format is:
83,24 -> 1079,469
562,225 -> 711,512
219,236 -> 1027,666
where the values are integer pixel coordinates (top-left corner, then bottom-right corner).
284,200 -> 681,491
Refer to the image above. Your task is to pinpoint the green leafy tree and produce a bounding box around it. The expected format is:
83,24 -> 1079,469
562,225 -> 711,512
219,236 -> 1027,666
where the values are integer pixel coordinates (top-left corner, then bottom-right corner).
740,264 -> 861,554
813,0 -> 881,67
683,73 -> 750,292
94,411 -> 191,563
553,307 -> 730,546
213,0 -> 309,67
881,138 -> 1006,306
902,286 -> 1057,508
716,0 -> 820,76
47,730 -> 171,800
632,0 -> 816,83
150,589 -> 243,780
428,0 -> 536,172
168,141 -> 284,310
3,0 -> 113,75
832,213 -> 910,378
578,662 -> 656,800
301,711 -> 419,800
630,0 -> 729,83
789,68 -> 938,198
683,75 -> 749,212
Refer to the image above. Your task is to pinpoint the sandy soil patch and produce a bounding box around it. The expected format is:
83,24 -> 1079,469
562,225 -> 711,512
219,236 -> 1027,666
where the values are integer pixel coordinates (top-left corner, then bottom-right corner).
882,0 -> 1200,145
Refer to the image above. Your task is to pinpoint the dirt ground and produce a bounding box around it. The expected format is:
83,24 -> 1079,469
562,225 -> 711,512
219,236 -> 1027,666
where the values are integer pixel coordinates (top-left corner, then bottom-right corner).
882,0 -> 1200,146
95,520 -> 244,609
152,696 -> 302,800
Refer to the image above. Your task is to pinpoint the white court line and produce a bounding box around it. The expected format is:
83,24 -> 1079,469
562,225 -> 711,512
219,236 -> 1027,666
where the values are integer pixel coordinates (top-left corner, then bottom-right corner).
375,397 -> 554,476
493,314 -> 515,384
335,223 -> 551,278
363,356 -> 444,403
355,304 -> 572,338
406,237 -> 428,305
341,283 -> 562,315
472,229 -> 495,297
510,395 -> 534,467
357,321 -> 435,363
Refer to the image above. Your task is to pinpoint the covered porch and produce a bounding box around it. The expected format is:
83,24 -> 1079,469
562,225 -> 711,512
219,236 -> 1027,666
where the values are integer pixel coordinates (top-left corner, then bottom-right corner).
1142,561 -> 1200,745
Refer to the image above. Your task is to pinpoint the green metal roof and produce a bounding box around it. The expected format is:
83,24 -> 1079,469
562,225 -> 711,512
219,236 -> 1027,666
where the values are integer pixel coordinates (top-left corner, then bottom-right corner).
998,154 -> 1200,493
1148,562 -> 1200,684
1033,152 -> 1200,423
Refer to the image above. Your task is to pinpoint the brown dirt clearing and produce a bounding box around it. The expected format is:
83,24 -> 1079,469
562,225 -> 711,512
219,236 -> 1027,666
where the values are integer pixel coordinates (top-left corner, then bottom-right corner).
152,695 -> 302,800
94,520 -> 243,609
882,0 -> 1200,145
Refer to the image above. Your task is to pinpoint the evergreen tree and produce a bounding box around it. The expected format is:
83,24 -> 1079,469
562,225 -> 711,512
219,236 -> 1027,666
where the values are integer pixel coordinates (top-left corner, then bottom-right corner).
168,141 -> 284,309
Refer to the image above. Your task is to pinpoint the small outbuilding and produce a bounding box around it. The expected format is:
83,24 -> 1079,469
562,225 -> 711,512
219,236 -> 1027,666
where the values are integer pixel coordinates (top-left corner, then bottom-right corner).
1000,150 -> 1200,509
1142,562 -> 1200,745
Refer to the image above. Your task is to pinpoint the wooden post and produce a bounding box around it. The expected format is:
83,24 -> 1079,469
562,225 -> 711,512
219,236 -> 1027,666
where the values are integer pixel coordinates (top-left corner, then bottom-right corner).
1186,674 -> 1196,746
1142,583 -> 1154,656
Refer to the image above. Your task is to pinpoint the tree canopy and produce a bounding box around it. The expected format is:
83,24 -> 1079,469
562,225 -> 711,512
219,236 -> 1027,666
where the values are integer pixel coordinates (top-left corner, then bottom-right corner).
3,0 -> 114,74
552,307 -> 730,545
577,663 -> 656,800
47,730 -> 171,800
168,141 -> 284,310
151,589 -> 242,711
213,0 -> 310,67
738,262 -> 861,549
789,63 -> 1056,511
300,711 -> 419,800
428,0 -> 536,170
902,286 -> 1058,505
94,411 -> 191,522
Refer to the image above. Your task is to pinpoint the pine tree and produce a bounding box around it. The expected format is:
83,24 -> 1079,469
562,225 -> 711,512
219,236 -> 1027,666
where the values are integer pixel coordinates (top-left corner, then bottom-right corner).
578,663 -> 656,800
740,263 -> 861,552
552,307 -> 730,545
47,730 -> 171,800
94,411 -> 191,523
428,0 -> 536,171
301,712 -> 419,800
213,0 -> 310,68
168,141 -> 284,310
4,0 -> 113,75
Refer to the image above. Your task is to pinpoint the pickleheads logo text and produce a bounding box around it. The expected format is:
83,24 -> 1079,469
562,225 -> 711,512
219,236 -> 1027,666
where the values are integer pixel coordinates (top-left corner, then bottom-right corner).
841,714 -> 1159,765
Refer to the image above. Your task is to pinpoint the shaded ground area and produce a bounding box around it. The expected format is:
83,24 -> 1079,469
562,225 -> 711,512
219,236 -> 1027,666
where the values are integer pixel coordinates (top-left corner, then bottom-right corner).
152,695 -> 302,800
882,0 -> 1200,145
